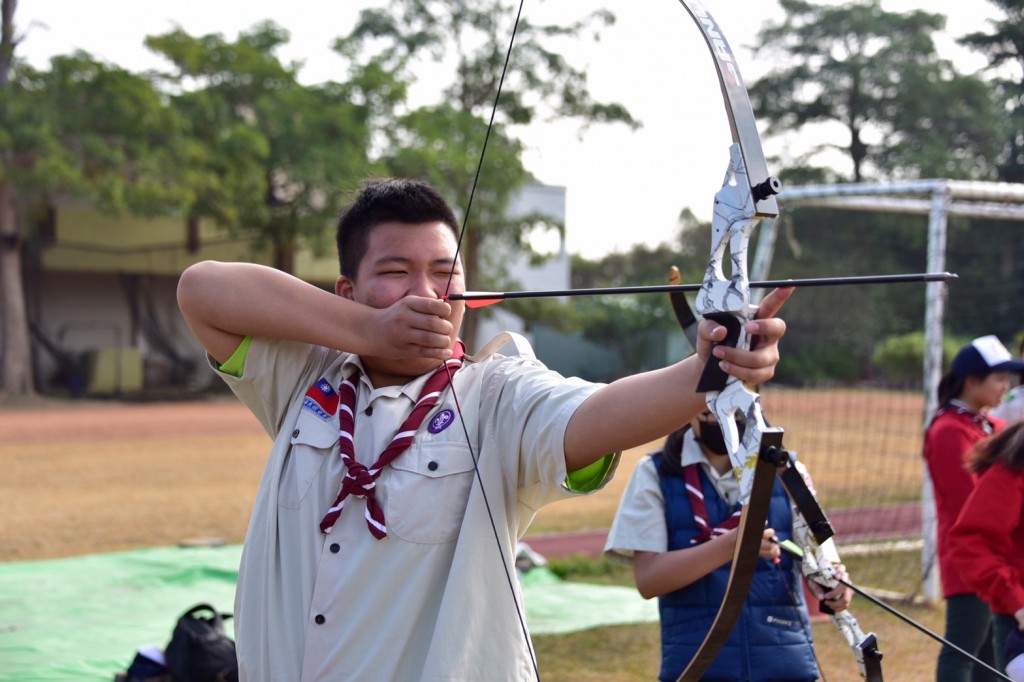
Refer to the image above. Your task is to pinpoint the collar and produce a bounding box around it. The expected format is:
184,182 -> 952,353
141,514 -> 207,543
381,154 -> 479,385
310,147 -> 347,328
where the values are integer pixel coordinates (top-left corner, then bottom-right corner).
339,354 -> 454,405
948,399 -> 976,414
679,429 -> 735,483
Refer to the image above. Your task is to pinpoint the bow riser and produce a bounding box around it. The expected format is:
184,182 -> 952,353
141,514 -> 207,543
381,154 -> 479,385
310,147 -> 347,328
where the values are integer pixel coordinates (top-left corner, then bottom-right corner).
696,144 -> 758,321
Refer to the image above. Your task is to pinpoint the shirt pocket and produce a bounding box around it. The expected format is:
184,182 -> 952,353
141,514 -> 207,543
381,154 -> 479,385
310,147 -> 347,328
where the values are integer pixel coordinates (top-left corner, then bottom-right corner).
278,411 -> 338,509
385,442 -> 477,544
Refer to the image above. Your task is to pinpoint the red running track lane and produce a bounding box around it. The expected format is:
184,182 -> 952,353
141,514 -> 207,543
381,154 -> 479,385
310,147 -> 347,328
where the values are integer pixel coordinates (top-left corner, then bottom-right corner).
521,502 -> 923,560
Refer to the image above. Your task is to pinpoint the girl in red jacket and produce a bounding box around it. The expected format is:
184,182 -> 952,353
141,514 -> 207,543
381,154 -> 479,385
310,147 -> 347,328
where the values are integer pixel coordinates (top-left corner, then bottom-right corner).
924,335 -> 1023,681
950,420 -> 1024,679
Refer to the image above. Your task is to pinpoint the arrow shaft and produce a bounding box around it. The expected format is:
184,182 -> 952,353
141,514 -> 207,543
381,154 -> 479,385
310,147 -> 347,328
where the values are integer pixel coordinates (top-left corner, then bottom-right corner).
450,272 -> 957,303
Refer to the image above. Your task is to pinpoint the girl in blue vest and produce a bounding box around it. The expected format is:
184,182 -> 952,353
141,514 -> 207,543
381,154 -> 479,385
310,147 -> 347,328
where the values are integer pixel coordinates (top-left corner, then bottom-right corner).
605,411 -> 852,681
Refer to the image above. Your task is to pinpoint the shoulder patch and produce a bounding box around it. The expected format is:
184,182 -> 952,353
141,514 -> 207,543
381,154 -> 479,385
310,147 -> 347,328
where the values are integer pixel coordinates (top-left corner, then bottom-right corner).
302,377 -> 339,420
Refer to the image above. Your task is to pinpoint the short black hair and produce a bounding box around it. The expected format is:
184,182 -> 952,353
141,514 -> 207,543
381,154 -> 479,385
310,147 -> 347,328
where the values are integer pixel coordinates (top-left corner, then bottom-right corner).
335,178 -> 460,278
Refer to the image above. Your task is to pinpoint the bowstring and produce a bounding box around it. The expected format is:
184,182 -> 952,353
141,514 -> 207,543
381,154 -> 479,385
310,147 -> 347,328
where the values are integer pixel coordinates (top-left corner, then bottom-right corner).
439,1 -> 540,679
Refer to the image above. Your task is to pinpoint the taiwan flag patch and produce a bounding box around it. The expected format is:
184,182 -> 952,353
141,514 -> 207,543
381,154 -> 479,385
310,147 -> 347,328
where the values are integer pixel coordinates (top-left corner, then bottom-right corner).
302,378 -> 339,420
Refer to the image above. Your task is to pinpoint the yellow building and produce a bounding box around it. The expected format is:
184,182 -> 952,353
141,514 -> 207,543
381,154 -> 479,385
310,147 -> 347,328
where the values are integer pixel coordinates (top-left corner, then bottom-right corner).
22,202 -> 338,396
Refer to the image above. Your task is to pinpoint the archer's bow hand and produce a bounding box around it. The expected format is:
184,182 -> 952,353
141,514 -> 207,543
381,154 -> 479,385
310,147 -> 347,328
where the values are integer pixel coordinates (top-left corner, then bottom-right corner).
697,287 -> 792,387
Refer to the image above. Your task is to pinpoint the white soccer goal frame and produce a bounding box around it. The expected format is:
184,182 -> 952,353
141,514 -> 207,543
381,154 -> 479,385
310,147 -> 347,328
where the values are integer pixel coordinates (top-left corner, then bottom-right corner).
751,179 -> 1024,603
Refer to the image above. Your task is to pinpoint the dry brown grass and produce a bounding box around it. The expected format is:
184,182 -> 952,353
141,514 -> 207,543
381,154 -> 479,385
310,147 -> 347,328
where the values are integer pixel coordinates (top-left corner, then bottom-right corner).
0,398 -> 265,562
760,387 -> 927,507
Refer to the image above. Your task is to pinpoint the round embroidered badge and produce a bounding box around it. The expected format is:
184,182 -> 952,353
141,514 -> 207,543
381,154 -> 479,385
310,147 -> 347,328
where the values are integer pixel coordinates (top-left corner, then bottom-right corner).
429,409 -> 455,434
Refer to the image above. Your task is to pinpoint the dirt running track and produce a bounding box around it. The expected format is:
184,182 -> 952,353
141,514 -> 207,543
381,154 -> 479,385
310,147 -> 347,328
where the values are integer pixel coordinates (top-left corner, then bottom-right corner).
0,398 -> 920,563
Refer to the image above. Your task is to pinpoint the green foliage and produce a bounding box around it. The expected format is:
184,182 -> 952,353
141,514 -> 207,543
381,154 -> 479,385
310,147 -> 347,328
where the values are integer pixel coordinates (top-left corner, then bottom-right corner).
871,332 -> 971,384
556,217 -> 709,374
959,0 -> 1024,183
3,53 -> 192,215
872,332 -> 926,384
570,296 -> 673,375
335,0 -> 637,341
750,0 -> 1004,182
335,0 -> 637,131
145,22 -> 372,265
776,343 -> 863,385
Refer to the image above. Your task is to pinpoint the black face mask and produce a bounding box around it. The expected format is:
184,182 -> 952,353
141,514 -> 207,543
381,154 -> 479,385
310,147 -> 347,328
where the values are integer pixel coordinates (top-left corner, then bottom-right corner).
696,417 -> 746,456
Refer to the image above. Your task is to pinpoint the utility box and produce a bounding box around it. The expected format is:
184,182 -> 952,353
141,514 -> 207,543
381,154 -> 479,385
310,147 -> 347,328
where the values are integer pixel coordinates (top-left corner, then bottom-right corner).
85,346 -> 143,394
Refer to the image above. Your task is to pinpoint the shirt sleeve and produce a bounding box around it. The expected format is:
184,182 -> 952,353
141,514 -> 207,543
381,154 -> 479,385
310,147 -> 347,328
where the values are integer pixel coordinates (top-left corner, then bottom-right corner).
216,336 -> 252,378
212,336 -> 330,439
565,455 -> 616,492
604,456 -> 667,561
949,464 -> 1024,616
488,357 -> 616,507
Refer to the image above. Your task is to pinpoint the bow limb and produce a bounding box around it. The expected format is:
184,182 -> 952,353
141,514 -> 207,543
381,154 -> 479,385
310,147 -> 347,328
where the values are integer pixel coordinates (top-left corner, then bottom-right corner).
778,461 -> 885,681
674,3 -> 784,679
667,266 -> 699,352
797,536 -> 885,682
677,430 -> 783,681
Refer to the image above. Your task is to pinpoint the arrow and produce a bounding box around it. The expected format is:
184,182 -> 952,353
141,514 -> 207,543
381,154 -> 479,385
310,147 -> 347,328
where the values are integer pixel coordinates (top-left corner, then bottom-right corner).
449,272 -> 957,308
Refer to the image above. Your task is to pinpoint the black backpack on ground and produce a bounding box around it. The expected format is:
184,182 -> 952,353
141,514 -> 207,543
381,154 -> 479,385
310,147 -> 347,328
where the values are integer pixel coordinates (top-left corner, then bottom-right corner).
164,603 -> 239,682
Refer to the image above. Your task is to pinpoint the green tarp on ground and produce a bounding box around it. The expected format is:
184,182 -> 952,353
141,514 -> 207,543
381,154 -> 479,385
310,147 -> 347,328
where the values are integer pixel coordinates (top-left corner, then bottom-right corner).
0,546 -> 656,681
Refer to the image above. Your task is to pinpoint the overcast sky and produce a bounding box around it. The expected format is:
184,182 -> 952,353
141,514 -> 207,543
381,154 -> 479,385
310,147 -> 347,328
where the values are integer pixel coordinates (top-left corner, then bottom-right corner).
12,1 -> 1000,258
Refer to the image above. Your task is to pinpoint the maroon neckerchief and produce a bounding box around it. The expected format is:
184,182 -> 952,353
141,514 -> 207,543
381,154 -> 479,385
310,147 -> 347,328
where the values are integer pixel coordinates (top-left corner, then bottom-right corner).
683,463 -> 742,544
319,343 -> 465,538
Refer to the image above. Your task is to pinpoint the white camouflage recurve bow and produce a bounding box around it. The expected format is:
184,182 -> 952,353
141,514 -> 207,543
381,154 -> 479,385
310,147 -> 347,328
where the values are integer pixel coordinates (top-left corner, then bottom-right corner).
674,2 -> 788,680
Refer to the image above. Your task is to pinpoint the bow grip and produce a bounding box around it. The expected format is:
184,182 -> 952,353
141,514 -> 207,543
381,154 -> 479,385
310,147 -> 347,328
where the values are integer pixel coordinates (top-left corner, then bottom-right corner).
696,312 -> 742,393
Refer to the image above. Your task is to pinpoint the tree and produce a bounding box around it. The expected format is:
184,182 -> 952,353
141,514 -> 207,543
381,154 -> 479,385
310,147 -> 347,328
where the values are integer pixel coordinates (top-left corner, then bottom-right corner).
734,1 -> 1015,384
335,0 -> 637,346
959,0 -> 1024,183
145,22 -> 375,273
562,209 -> 710,373
0,0 -> 29,398
749,0 -> 1004,182
1,2 -> 189,398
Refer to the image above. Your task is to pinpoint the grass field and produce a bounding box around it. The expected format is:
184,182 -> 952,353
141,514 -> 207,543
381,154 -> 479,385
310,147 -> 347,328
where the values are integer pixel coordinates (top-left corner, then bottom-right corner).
0,394 -> 952,680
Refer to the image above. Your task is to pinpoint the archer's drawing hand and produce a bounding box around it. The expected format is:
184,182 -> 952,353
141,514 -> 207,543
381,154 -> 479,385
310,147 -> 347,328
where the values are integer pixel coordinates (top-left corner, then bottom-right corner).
371,296 -> 458,361
697,287 -> 792,385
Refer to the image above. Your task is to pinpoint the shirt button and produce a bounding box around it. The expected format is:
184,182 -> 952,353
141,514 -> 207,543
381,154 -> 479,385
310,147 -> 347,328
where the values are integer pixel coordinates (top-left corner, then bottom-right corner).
330,543 -> 340,554
292,429 -> 300,438
365,405 -> 374,416
314,614 -> 325,625
428,461 -> 439,471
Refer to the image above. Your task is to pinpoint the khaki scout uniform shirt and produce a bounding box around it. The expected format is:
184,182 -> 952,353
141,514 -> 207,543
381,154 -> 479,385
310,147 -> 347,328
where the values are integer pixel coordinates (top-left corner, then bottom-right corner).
216,334 -> 616,681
